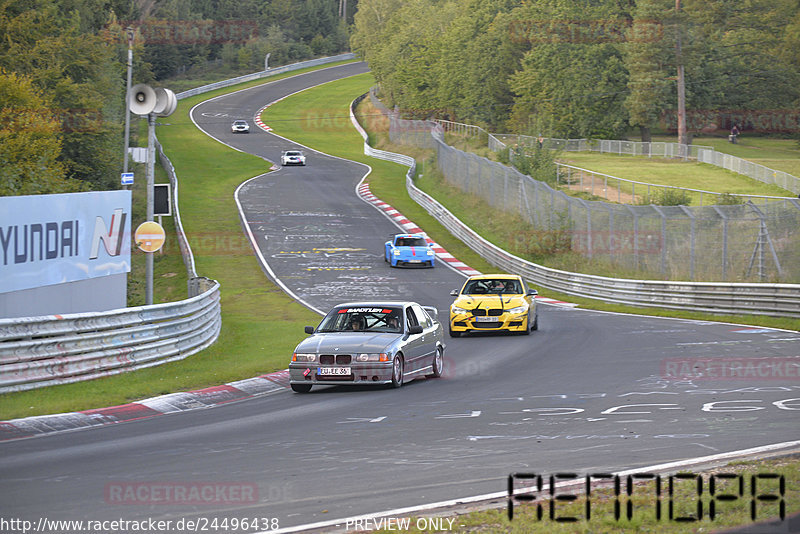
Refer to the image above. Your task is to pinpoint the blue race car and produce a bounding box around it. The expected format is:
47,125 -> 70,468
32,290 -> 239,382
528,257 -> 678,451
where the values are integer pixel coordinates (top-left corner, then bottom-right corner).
384,233 -> 436,268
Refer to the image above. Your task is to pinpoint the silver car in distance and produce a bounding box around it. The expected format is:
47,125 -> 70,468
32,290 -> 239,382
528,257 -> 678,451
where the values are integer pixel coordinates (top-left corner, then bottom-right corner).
289,302 -> 445,393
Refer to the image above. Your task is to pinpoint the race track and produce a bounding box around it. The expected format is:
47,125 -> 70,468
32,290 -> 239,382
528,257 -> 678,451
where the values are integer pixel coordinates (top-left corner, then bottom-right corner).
1,62 -> 798,533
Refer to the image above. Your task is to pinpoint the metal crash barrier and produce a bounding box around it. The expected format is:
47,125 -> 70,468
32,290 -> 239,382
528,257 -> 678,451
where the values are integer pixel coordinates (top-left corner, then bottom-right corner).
0,279 -> 220,393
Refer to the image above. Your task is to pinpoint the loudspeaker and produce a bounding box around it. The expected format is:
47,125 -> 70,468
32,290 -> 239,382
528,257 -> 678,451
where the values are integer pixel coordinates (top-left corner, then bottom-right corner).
129,84 -> 156,115
153,88 -> 177,117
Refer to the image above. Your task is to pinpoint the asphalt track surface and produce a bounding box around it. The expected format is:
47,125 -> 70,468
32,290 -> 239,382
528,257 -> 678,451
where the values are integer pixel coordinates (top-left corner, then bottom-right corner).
1,62 -> 799,532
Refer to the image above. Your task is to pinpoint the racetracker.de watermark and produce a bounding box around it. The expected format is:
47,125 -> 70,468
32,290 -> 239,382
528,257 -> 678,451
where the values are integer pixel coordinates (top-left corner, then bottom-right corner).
661,109 -> 800,134
117,20 -> 257,45
661,357 -> 800,381
104,481 -> 258,505
508,19 -> 663,44
0,108 -> 104,134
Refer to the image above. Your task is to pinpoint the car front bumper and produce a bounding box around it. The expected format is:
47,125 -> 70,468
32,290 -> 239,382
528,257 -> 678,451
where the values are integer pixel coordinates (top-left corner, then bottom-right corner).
289,363 -> 394,385
449,312 -> 528,333
393,257 -> 434,267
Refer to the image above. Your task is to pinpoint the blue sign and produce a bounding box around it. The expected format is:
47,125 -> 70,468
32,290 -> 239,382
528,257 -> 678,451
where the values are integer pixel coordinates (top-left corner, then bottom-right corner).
121,172 -> 134,185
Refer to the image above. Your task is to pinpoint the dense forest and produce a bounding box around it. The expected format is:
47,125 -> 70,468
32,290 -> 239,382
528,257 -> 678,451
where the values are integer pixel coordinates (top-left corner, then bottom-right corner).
351,0 -> 800,140
0,0 -> 354,196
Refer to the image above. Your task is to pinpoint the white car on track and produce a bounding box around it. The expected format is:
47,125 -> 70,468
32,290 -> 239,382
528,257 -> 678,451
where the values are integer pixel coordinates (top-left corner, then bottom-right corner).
281,150 -> 306,166
231,120 -> 249,133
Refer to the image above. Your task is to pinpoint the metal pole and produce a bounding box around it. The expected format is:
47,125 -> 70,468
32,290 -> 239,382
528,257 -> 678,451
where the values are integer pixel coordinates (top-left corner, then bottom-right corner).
122,28 -> 134,183
146,113 -> 155,305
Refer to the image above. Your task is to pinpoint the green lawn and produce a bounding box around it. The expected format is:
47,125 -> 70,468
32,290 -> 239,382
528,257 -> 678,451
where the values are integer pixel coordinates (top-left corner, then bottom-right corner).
654,135 -> 800,177
557,151 -> 792,204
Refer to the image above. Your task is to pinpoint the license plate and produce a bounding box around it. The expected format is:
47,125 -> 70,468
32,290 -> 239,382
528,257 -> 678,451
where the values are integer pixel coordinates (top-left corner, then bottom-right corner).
318,367 -> 351,376
475,316 -> 499,322
408,260 -> 421,263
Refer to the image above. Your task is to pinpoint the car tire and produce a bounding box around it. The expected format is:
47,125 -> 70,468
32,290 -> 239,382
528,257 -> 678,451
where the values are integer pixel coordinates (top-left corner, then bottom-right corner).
390,354 -> 404,388
519,315 -> 531,335
449,325 -> 461,338
291,383 -> 312,393
531,313 -> 538,331
427,347 -> 443,378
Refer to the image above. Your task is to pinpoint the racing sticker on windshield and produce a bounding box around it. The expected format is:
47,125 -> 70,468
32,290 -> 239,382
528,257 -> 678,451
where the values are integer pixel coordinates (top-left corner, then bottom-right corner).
338,308 -> 394,314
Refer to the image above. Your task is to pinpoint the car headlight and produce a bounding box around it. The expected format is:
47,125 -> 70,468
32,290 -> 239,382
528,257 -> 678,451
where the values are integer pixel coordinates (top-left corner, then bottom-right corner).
451,306 -> 468,315
426,249 -> 435,256
292,353 -> 316,362
507,305 -> 527,315
355,353 -> 389,362
393,250 -> 401,255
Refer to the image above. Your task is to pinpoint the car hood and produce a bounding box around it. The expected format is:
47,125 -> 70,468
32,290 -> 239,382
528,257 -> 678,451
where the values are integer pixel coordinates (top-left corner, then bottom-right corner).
295,332 -> 402,353
452,294 -> 528,310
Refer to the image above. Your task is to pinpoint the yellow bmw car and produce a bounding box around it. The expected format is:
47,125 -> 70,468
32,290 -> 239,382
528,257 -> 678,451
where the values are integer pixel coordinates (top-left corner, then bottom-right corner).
448,274 -> 538,337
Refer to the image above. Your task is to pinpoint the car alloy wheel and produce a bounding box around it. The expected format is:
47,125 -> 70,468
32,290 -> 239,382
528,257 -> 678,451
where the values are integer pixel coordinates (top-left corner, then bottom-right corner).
427,347 -> 443,378
390,355 -> 404,388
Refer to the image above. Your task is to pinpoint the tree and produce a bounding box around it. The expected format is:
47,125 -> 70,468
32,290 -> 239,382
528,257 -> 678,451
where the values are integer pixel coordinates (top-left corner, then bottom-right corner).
0,69 -> 82,196
507,0 -> 631,138
624,0 -> 673,141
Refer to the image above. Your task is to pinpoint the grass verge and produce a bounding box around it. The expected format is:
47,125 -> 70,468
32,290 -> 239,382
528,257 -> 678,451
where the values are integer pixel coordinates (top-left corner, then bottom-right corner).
392,456 -> 799,533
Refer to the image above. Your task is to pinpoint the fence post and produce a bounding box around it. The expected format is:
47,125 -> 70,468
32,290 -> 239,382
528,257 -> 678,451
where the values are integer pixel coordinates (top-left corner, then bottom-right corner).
713,206 -> 729,280
680,206 -> 696,280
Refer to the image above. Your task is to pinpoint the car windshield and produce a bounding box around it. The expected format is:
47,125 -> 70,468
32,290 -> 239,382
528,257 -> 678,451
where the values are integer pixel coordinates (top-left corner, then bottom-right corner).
395,237 -> 427,247
285,151 -> 302,156
463,279 -> 522,295
234,121 -> 247,125
316,306 -> 403,333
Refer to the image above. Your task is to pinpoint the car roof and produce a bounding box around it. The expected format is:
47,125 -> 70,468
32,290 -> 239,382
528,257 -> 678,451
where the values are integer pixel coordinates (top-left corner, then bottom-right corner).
233,120 -> 247,123
465,274 -> 522,281
331,301 -> 418,309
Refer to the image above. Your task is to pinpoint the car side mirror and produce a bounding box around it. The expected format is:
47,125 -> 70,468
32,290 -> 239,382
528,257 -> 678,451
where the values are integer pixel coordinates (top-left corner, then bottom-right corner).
527,289 -> 538,296
408,325 -> 423,335
450,289 -> 459,296
304,326 -> 315,334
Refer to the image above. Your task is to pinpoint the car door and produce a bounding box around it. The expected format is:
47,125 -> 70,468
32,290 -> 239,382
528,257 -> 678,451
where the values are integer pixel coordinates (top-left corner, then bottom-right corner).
410,304 -> 437,369
403,306 -> 426,372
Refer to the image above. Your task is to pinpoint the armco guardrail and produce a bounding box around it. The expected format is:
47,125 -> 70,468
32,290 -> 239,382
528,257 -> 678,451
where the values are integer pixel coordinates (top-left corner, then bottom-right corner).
175,53 -> 356,100
0,279 -> 221,393
352,93 -> 800,318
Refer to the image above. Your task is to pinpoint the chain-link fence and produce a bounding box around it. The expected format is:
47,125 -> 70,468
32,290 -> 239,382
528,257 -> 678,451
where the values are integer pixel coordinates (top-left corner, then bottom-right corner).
388,114 -> 800,283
